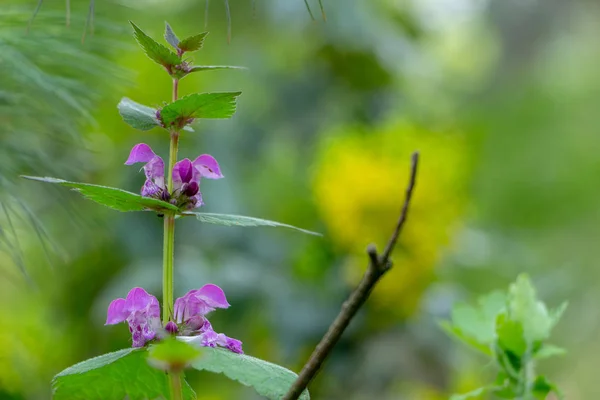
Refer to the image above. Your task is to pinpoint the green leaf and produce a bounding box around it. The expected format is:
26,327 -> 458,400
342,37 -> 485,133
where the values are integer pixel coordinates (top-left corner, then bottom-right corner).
164,21 -> 180,48
534,344 -> 566,360
507,274 -> 555,342
117,97 -> 160,131
130,21 -> 181,70
148,338 -> 202,371
22,176 -> 179,213
159,92 -> 241,129
496,312 -> 527,357
178,32 -> 209,53
184,212 -> 322,236
439,321 -> 492,356
532,375 -> 563,400
188,65 -> 247,73
191,347 -> 310,400
52,348 -> 196,400
449,387 -> 490,400
445,291 -> 505,350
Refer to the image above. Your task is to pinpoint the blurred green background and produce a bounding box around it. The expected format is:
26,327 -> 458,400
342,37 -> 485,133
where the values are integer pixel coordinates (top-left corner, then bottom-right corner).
1,0 -> 599,398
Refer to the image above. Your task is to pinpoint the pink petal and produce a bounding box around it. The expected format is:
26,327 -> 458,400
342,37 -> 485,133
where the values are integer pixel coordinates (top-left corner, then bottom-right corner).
192,154 -> 224,179
124,287 -> 159,312
125,144 -> 157,165
144,156 -> 165,183
105,298 -> 127,325
196,284 -> 230,309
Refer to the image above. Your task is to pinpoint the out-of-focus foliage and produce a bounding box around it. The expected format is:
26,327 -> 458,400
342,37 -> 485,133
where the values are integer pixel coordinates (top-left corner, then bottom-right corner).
2,0 -> 600,399
313,120 -> 469,318
444,274 -> 566,399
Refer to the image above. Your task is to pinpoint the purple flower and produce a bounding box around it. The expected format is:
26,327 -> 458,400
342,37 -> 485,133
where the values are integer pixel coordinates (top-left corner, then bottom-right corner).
125,143 -> 224,209
173,284 -> 230,324
173,284 -> 243,354
106,284 -> 243,354
125,144 -> 166,198
179,323 -> 244,354
105,287 -> 161,347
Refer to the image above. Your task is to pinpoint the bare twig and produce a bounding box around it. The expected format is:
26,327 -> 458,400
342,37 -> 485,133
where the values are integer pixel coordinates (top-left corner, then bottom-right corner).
282,152 -> 420,400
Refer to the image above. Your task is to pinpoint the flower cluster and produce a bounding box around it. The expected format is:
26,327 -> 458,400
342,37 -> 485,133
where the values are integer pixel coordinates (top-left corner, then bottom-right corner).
106,284 -> 242,353
125,143 -> 223,210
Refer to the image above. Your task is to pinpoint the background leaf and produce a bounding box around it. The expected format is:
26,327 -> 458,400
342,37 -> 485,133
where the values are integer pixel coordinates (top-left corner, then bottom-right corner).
191,347 -> 310,400
52,348 -> 196,400
185,212 -> 322,236
22,176 -> 179,213
445,291 -> 506,350
117,97 -> 161,131
507,274 -> 554,342
159,92 -> 241,128
130,21 -> 180,69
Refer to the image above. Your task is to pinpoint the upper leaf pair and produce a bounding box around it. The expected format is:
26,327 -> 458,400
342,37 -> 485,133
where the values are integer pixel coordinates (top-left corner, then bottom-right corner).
131,21 -> 245,80
118,92 -> 241,132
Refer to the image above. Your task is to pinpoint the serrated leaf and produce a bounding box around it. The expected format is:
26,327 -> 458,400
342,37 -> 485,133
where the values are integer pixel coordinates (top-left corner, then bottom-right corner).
159,92 -> 241,129
178,32 -> 209,53
191,347 -> 310,400
22,176 -> 179,213
164,22 -> 180,48
130,21 -> 181,70
52,348 -> 196,400
184,212 -> 322,236
118,98 -> 161,131
188,65 -> 247,73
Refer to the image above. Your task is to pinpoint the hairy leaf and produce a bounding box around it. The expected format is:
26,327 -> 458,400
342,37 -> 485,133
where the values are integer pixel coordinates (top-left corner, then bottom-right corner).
159,92 -> 241,129
130,21 -> 181,70
184,212 -> 322,236
118,97 -> 160,131
191,347 -> 310,400
22,176 -> 179,213
178,32 -> 209,53
188,65 -> 247,74
52,348 -> 195,400
164,21 -> 180,48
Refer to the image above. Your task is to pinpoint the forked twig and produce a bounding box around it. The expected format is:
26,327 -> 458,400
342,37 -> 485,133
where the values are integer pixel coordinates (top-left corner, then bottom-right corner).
282,152 -> 420,400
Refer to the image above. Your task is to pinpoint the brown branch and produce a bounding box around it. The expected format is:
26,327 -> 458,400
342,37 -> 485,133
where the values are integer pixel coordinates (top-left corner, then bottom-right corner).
282,152 -> 420,400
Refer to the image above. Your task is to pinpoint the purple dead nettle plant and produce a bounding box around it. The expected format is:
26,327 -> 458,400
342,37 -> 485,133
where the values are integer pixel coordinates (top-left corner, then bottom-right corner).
25,21 -> 318,400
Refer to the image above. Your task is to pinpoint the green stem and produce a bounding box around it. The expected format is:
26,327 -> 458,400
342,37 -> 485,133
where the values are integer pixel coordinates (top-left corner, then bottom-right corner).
162,78 -> 180,324
162,214 -> 175,324
169,370 -> 183,400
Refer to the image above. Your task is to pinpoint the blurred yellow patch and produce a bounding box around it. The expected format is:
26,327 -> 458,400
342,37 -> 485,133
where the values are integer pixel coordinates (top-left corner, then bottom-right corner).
312,120 -> 469,317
